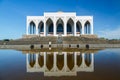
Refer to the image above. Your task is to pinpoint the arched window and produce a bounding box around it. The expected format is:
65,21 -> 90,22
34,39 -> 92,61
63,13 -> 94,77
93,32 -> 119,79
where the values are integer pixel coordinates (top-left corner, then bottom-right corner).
76,21 -> 82,34
56,18 -> 64,34
49,23 -> 53,32
67,23 -> 72,32
29,21 -> 36,34
67,18 -> 74,35
84,21 -> 91,34
38,21 -> 44,34
46,18 -> 54,35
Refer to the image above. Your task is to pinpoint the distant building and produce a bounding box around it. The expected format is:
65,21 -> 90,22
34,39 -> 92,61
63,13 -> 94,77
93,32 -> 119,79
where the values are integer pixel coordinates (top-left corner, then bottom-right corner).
26,12 -> 93,36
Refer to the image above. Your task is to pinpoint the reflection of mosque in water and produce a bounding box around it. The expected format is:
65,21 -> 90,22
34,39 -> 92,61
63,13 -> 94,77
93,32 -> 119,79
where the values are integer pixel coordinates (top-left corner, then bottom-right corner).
26,52 -> 94,76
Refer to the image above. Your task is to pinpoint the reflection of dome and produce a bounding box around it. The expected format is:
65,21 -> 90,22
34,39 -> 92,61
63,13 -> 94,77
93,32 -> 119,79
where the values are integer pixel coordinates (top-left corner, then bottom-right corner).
77,54 -> 82,67
38,54 -> 44,67
29,54 -> 35,67
67,53 -> 74,70
46,53 -> 53,71
85,54 -> 91,67
57,54 -> 64,70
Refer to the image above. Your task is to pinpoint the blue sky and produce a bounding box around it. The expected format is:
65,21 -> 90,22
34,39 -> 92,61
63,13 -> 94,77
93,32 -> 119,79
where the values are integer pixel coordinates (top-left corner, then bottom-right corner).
0,0 -> 120,39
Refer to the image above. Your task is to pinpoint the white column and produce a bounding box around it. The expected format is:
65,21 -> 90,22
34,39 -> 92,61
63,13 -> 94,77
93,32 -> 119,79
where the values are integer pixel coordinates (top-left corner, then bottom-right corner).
55,22 -> 56,36
26,54 -> 29,68
74,52 -> 77,68
35,54 -> 38,68
44,52 -> 46,69
82,23 -> 84,34
54,17 -> 56,36
44,21 -> 46,36
87,24 -> 88,34
74,21 -> 76,36
26,54 -> 30,72
82,53 -> 85,68
26,22 -> 29,35
54,52 -> 57,71
64,52 -> 67,71
91,53 -> 94,67
91,21 -> 93,34
36,23 -> 38,35
64,18 -> 67,36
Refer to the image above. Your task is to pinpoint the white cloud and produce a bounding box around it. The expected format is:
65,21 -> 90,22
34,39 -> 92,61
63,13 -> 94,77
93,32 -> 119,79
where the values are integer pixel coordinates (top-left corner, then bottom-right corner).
98,27 -> 120,39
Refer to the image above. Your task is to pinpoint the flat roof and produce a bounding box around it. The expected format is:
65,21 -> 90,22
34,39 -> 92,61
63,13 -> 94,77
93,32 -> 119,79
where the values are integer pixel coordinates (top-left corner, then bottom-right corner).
44,12 -> 76,16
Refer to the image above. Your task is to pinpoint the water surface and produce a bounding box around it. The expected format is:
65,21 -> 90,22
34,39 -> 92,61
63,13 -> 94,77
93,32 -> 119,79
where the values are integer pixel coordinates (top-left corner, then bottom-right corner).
0,48 -> 120,80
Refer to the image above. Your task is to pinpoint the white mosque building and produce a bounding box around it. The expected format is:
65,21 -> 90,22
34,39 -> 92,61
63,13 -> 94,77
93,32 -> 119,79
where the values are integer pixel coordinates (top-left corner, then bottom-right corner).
26,12 -> 93,36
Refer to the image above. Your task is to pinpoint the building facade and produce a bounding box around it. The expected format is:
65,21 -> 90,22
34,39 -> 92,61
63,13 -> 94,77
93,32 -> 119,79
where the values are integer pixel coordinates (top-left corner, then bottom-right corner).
26,12 -> 93,36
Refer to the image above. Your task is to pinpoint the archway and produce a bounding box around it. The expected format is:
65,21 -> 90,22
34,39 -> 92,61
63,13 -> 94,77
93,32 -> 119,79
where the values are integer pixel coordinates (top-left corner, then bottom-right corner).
38,21 -> 44,35
67,53 -> 74,70
77,54 -> 82,67
56,18 -> 64,34
67,18 -> 74,35
85,54 -> 92,67
29,21 -> 36,34
76,21 -> 82,34
46,53 -> 53,71
46,18 -> 54,35
84,21 -> 91,34
38,53 -> 44,67
28,54 -> 36,67
57,54 -> 64,70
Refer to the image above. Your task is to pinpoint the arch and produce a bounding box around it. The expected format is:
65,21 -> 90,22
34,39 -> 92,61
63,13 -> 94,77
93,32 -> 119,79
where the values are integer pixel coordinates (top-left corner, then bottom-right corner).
85,54 -> 92,67
46,18 -> 54,35
56,18 -> 64,34
76,21 -> 82,34
57,54 -> 64,70
67,53 -> 74,70
38,53 -> 44,67
77,54 -> 82,67
84,21 -> 91,34
46,53 -> 53,71
67,18 -> 74,35
28,21 -> 36,34
28,54 -> 36,67
38,21 -> 44,34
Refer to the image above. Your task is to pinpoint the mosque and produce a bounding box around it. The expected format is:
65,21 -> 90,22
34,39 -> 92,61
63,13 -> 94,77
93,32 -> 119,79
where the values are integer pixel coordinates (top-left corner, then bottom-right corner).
26,12 -> 93,37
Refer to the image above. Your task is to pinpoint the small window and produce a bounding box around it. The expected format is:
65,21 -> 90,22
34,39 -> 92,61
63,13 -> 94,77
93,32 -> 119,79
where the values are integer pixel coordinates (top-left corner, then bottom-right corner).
30,45 -> 34,49
41,45 -> 43,48
49,45 -> 51,47
86,44 -> 89,49
69,44 -> 71,48
77,44 -> 79,48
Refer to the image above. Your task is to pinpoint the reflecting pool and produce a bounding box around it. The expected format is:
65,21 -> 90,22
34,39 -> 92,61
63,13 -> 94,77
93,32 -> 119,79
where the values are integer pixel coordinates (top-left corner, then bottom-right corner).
0,48 -> 120,80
